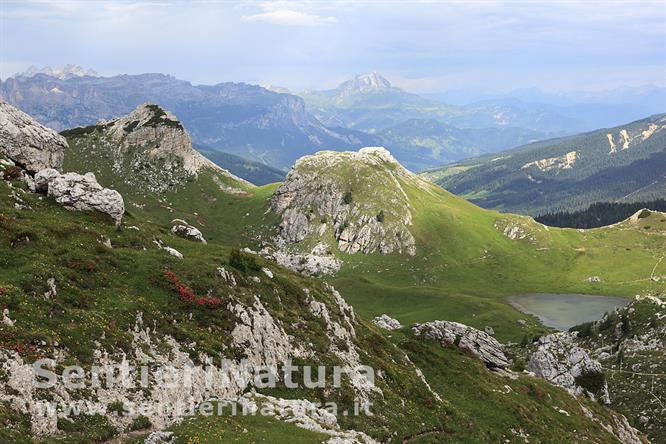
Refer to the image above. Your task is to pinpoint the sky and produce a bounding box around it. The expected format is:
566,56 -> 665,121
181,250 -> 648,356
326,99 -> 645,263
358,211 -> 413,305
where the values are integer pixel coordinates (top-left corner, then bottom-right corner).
1,0 -> 665,93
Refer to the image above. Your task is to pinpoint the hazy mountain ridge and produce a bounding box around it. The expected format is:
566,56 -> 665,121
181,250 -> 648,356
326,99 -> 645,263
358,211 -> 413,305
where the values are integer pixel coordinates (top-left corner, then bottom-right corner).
0,73 -> 374,170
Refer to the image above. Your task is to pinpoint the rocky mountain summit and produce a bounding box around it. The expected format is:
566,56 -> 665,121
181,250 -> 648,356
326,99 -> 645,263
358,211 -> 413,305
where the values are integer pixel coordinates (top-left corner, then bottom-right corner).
14,64 -> 99,80
0,98 -> 66,172
0,103 -> 658,443
63,103 -> 249,194
270,147 -> 428,256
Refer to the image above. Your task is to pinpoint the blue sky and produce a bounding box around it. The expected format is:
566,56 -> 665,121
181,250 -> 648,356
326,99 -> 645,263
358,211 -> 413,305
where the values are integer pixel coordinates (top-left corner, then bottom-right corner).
1,0 -> 665,93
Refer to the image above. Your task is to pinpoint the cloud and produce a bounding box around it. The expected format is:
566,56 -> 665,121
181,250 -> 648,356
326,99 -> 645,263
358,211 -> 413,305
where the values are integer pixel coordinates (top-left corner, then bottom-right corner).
242,5 -> 336,26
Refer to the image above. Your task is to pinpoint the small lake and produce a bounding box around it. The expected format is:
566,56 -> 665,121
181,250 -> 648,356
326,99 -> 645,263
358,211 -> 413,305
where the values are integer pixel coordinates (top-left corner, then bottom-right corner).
510,293 -> 631,331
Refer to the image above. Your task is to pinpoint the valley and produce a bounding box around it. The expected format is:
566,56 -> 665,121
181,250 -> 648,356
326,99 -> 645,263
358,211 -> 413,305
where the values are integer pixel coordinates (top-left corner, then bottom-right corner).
0,98 -> 664,443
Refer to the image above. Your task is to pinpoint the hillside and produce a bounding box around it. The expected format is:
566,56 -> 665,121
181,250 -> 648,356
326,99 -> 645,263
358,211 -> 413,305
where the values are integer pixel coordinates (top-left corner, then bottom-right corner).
0,99 -> 651,443
427,114 -> 666,215
536,199 -> 666,228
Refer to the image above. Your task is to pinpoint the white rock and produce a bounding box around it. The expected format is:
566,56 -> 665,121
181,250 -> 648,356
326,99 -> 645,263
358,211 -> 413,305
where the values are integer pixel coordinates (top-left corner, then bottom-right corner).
371,314 -> 403,330
35,169 -> 125,226
527,332 -> 610,404
0,99 -> 66,172
412,320 -> 510,368
2,308 -> 15,326
170,219 -> 206,243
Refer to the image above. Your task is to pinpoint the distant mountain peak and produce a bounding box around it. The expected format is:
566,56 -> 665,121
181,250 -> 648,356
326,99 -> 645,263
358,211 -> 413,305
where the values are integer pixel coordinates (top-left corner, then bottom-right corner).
16,64 -> 99,80
338,72 -> 392,94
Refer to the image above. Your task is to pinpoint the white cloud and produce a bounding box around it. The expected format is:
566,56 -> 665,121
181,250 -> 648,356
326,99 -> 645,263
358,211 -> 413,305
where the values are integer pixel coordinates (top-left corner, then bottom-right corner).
242,7 -> 336,26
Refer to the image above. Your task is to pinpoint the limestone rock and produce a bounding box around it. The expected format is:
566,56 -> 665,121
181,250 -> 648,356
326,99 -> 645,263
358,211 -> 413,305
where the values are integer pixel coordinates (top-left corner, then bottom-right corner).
35,169 -> 124,225
170,219 -> 206,243
371,314 -> 403,330
527,332 -> 610,404
240,393 -> 378,443
412,320 -> 509,368
269,147 -> 424,256
260,244 -> 342,276
0,99 -> 66,172
216,267 -> 237,286
2,308 -> 15,327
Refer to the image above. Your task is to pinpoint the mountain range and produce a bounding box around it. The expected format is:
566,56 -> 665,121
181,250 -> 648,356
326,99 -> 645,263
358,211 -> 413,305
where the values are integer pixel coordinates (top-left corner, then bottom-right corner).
0,71 -> 373,172
8,67 -> 662,179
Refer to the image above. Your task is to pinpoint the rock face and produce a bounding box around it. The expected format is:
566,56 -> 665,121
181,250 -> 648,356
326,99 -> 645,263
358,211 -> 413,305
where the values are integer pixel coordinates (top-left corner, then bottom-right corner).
35,169 -> 125,225
371,314 -> 403,331
527,332 -> 610,404
412,320 -> 509,369
270,147 -> 427,256
0,99 -> 66,172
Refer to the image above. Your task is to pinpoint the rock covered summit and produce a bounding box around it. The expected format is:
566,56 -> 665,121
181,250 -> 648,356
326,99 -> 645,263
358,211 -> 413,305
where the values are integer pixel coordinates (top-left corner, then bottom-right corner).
270,147 -> 431,256
64,103 -> 249,193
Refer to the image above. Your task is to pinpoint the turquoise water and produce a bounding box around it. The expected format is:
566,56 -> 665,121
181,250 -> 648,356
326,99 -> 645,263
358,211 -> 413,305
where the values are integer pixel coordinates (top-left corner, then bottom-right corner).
510,293 -> 631,331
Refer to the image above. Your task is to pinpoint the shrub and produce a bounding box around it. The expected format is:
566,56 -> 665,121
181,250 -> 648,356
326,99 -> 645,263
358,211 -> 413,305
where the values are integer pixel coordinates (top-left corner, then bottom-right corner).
163,271 -> 220,306
107,400 -> 125,416
229,248 -> 261,272
128,415 -> 151,431
343,191 -> 353,205
575,369 -> 606,400
376,210 -> 385,223
571,321 -> 594,338
2,166 -> 23,180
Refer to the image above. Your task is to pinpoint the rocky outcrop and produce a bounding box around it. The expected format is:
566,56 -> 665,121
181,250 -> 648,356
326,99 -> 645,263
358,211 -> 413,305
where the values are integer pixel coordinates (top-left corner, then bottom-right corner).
0,99 -> 66,172
260,244 -> 342,276
522,151 -> 577,172
412,321 -> 509,369
372,314 -> 403,331
64,103 -> 249,194
527,332 -> 610,404
270,147 -> 426,256
170,219 -> 206,244
34,169 -> 125,225
240,393 -> 378,444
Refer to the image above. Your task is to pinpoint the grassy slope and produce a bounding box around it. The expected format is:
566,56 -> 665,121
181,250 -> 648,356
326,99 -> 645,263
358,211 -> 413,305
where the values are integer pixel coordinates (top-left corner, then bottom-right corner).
1,170 -> 639,443
63,130 -> 666,344
331,180 -> 666,343
0,171 -> 632,443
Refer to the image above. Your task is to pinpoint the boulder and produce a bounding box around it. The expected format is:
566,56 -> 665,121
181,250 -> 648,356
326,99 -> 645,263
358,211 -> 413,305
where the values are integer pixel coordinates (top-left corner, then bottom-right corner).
35,169 -> 125,226
0,99 -> 66,172
372,314 -> 403,331
412,320 -> 509,368
170,219 -> 206,243
527,332 -> 610,404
